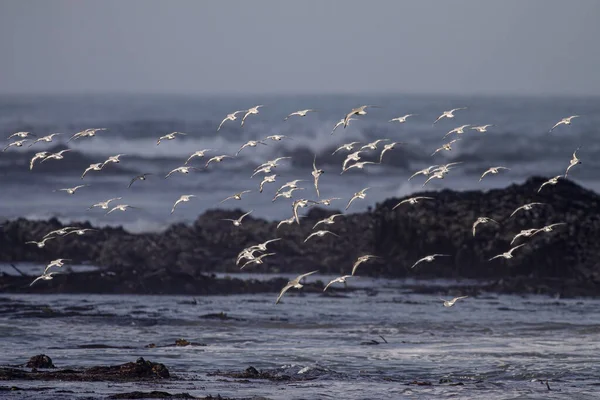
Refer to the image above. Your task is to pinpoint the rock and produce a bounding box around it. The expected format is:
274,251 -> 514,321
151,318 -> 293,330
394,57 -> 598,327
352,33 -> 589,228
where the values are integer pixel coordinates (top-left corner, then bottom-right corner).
25,354 -> 54,369
108,391 -> 196,399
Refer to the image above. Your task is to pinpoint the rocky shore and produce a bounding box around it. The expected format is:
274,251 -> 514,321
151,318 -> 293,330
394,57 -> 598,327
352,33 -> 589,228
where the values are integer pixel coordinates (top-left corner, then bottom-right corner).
2,176 -> 600,297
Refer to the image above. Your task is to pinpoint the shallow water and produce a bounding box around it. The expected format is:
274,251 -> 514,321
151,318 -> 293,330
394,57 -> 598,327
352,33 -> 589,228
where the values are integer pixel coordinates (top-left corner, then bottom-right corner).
1,275 -> 599,399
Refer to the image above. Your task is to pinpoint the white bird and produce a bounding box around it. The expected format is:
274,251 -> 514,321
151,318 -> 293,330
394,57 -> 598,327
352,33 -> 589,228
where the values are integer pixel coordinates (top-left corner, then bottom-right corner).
489,244 -> 526,261
44,258 -> 71,274
431,139 -> 460,156
259,174 -> 277,193
264,134 -> 292,142
241,105 -> 263,127
434,162 -> 463,174
532,223 -> 566,236
205,155 -> 232,169
57,184 -> 89,195
342,151 -> 363,170
275,180 -> 306,195
538,176 -> 561,193
313,214 -> 344,229
165,166 -> 199,179
332,142 -> 360,155
30,271 -> 60,286
129,173 -> 152,188
29,133 -> 62,147
236,247 -> 263,266
42,227 -> 77,239
379,142 -> 402,163
30,152 -> 49,170
346,187 -> 369,210
510,229 -> 538,245
3,139 -> 28,152
473,217 -> 499,236
284,109 -> 316,120
422,171 -> 446,187
293,199 -> 318,224
88,197 -> 122,210
26,237 -> 55,248
304,230 -> 340,243
410,254 -> 450,269
509,202 -> 545,218
389,114 -> 417,123
331,118 -> 357,134
240,252 -> 275,270
65,228 -> 97,237
81,163 -> 104,179
549,115 -> 579,132
248,238 -> 282,253
433,108 -> 467,125
341,161 -> 377,174
277,215 -> 299,229
222,210 -> 253,227
217,110 -> 246,131
41,149 -> 71,162
441,296 -> 468,307
344,105 -> 380,127
408,165 -> 439,181
323,275 -> 353,291
185,149 -> 213,165
237,140 -> 267,156
317,197 -> 341,206
106,204 -> 138,215
7,131 -> 34,140
565,147 -> 581,177
392,196 -> 434,210
171,195 -> 196,214
360,139 -> 389,152
273,187 -> 304,202
471,124 -> 494,133
312,155 -> 324,197
351,255 -> 379,276
480,166 -> 510,182
68,128 -> 107,142
255,156 -> 291,172
220,190 -> 251,204
275,270 -> 319,304
443,125 -> 471,139
101,154 -> 126,168
156,131 -> 187,145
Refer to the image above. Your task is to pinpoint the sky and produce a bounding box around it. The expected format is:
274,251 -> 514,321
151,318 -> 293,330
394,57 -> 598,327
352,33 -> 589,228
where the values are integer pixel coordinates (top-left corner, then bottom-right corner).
1,0 -> 599,96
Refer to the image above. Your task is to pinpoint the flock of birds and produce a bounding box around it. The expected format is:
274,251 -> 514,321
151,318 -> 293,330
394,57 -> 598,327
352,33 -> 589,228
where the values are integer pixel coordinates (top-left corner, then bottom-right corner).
4,105 -> 582,306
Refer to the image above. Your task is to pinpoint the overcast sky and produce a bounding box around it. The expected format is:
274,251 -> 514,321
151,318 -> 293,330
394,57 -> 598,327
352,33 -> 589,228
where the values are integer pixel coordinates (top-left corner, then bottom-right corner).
1,0 -> 599,95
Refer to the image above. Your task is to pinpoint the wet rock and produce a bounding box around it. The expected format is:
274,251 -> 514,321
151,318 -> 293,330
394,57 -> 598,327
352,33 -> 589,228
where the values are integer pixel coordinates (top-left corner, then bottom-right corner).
210,366 -> 292,382
25,354 -> 54,369
108,391 -> 197,399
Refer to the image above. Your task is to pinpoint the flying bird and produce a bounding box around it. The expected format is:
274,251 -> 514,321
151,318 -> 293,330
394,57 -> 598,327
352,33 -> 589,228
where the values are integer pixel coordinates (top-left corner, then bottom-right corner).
532,223 -> 566,236
101,154 -> 125,168
510,229 -> 538,245
264,134 -> 292,142
471,124 -> 494,133
56,184 -> 89,195
346,187 -> 369,210
379,142 -> 402,163
332,142 -> 361,155
26,237 -> 55,248
129,173 -> 152,188
44,258 -> 71,274
241,105 -> 263,127
7,131 -> 34,140
441,296 -> 468,307
156,131 -> 187,145
217,110 -> 246,131
392,196 -> 434,210
30,152 -> 49,170
509,202 -> 545,218
88,197 -> 122,210
171,195 -> 197,214
275,270 -> 319,304
205,155 -> 232,169
433,108 -> 467,125
3,139 -> 28,152
30,271 -> 60,287
284,109 -> 316,120
292,199 -> 318,224
564,147 -> 581,177
410,254 -> 450,269
41,149 -> 71,163
312,155 -> 324,197
313,214 -> 344,229
323,275 -> 353,291
222,210 -> 253,227
479,166 -> 510,182
489,244 -> 526,261
351,255 -> 379,276
408,165 -> 439,181
341,161 -> 377,174
472,217 -> 499,236
443,125 -> 471,139
237,140 -> 267,156
331,117 -> 358,134
106,204 -> 139,215
431,139 -> 460,156
29,133 -> 62,147
220,190 -> 251,204
360,139 -> 389,152
549,115 -> 579,132
165,166 -> 199,179
538,176 -> 561,193
81,163 -> 104,179
68,128 -> 106,142
65,228 -> 97,237
240,252 -> 275,270
273,187 -> 304,202
275,180 -> 306,195
259,174 -> 277,193
317,197 -> 341,206
344,105 -> 380,127
389,114 -> 417,123
185,149 -> 213,165
304,230 -> 340,243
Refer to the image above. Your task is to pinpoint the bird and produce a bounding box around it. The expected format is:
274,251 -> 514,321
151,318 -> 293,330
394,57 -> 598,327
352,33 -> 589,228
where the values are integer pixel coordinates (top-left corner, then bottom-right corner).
68,128 -> 107,142
30,152 -> 49,170
443,125 -> 471,139
241,105 -> 263,127
248,238 -> 282,253
433,108 -> 467,125
275,180 -> 306,195
441,296 -> 468,307
351,255 -> 379,275
284,109 -> 316,120
81,163 -> 104,179
312,155 -> 324,197
222,210 -> 253,227
42,227 -> 77,239
317,197 -> 341,206
185,149 -> 213,165
171,195 -> 197,214
277,215 -> 299,229
480,166 -> 510,182
431,139 -> 460,156
332,142 -> 361,155
389,114 -> 417,123
489,244 -> 526,261
217,110 -> 246,131
549,115 -> 579,132
264,134 -> 292,142
44,258 -> 71,274
3,139 -> 28,151
88,197 -> 122,210
331,117 -> 357,134
101,154 -> 126,168
41,149 -> 71,162
259,174 -> 277,193
344,105 -> 380,127
410,254 -> 451,269
106,204 -> 138,215
304,230 -> 340,243
220,190 -> 251,204
30,271 -> 60,287
346,187 -> 369,210
342,151 -> 363,170
473,217 -> 499,236
254,156 -> 291,172
29,133 -> 62,147
240,252 -> 275,270
165,166 -> 199,179
422,171 -> 446,187
509,202 -> 545,218
341,161 -> 377,174
408,165 -> 439,181
510,229 -> 538,245
565,147 -> 581,177
129,173 -> 152,188
360,139 -> 389,152
471,124 -> 494,133
26,237 -> 55,248
56,184 -> 89,195
392,197 -> 434,210
65,228 -> 97,237
379,142 -> 402,163
7,131 -> 34,140
273,187 -> 304,202
434,162 -> 463,174
293,199 -> 318,224
538,176 -> 562,193
313,214 -> 344,229
324,275 -> 353,291
236,247 -> 263,266
205,155 -> 232,169
237,140 -> 267,156
532,223 -> 566,236
157,131 -> 187,145
275,270 -> 319,304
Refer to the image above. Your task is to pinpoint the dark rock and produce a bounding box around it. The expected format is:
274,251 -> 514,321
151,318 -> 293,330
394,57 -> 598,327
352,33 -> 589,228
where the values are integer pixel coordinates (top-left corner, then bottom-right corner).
108,391 -> 196,399
25,354 -> 54,369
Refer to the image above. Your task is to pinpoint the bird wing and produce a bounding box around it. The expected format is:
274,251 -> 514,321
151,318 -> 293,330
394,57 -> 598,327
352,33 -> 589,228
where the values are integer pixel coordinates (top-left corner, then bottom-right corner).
29,276 -> 45,286
410,258 -> 424,269
345,196 -> 356,210
275,284 -> 294,304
